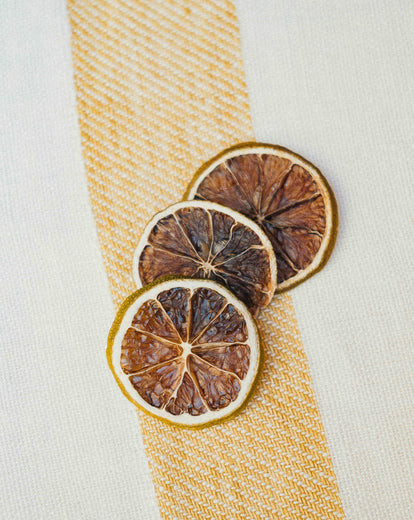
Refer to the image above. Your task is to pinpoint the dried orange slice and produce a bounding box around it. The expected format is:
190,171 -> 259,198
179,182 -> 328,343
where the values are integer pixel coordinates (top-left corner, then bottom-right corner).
185,143 -> 338,292
133,201 -> 277,315
107,278 -> 261,427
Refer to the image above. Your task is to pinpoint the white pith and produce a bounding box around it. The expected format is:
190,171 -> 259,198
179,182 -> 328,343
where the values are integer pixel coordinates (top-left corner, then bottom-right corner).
132,200 -> 277,303
185,144 -> 335,291
110,278 -> 260,427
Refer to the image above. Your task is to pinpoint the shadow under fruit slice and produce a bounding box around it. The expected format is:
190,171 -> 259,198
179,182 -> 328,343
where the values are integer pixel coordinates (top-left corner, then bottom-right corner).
133,201 -> 277,315
185,143 -> 338,292
107,278 -> 261,428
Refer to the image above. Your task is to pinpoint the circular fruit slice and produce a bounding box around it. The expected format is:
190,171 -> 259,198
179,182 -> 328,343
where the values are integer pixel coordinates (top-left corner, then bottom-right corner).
108,278 -> 261,427
133,201 -> 277,315
185,143 -> 338,292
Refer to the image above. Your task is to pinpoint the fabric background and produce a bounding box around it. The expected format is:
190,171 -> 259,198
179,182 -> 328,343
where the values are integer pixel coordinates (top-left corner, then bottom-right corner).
1,1 -> 413,519
0,2 -> 159,519
67,0 -> 343,519
236,1 -> 414,518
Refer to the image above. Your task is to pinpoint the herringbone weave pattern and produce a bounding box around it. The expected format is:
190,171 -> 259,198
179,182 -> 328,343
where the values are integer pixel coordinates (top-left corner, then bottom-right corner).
67,1 -> 344,518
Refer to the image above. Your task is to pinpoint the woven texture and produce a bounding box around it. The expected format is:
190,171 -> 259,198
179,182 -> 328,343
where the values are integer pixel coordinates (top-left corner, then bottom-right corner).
67,1 -> 344,518
237,2 -> 414,518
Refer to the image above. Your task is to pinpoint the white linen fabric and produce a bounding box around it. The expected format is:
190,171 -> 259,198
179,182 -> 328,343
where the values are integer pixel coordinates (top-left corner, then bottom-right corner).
236,1 -> 414,519
0,1 -> 160,519
2,0 -> 413,519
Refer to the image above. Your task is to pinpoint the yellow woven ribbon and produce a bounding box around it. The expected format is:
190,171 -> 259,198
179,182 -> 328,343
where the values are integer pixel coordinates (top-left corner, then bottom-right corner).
68,1 -> 344,518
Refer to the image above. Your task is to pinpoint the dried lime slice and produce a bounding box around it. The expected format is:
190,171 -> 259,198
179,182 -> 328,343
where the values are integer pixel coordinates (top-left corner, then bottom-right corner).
108,278 -> 261,427
185,143 -> 338,292
133,201 -> 277,315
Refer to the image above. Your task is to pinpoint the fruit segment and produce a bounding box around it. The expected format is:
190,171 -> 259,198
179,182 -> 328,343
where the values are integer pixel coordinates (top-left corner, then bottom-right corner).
121,328 -> 181,374
188,355 -> 241,410
165,372 -> 207,416
157,287 -> 191,342
192,344 -> 250,380
129,359 -> 184,409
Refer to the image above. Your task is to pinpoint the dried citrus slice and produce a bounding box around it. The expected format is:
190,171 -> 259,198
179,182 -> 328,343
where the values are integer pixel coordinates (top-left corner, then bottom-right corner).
133,201 -> 277,315
107,278 -> 261,427
185,143 -> 338,292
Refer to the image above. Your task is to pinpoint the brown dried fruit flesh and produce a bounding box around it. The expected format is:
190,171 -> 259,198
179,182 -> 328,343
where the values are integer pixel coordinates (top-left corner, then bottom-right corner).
186,144 -> 337,292
108,278 -> 261,427
123,287 -> 247,413
134,201 -> 277,314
